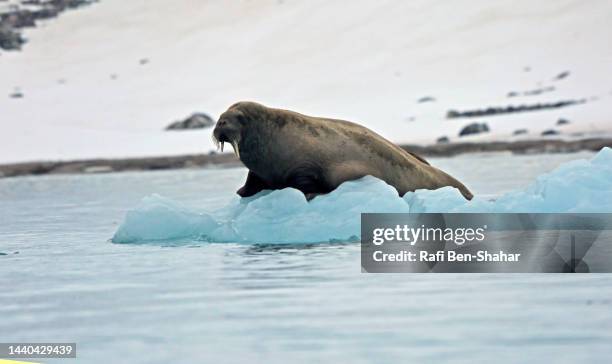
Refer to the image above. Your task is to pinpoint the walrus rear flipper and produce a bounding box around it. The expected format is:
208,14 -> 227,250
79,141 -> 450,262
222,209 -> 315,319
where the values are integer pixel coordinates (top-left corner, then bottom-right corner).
237,171 -> 269,197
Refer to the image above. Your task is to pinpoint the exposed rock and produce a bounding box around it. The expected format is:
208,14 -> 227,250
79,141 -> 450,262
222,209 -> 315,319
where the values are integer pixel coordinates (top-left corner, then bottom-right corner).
436,136 -> 449,144
553,71 -> 570,81
1,10 -> 36,28
3,139 -> 612,178
1,8 -> 59,28
0,0 -> 97,51
9,89 -> 23,98
447,110 -> 460,118
508,86 -> 555,98
459,122 -> 489,137
139,58 -> 149,65
0,153 -> 242,177
165,112 -> 215,131
447,99 -> 586,119
556,118 -> 570,126
523,86 -> 555,96
541,129 -> 560,136
40,0 -> 96,11
417,96 -> 435,103
0,26 -> 25,50
513,129 -> 528,136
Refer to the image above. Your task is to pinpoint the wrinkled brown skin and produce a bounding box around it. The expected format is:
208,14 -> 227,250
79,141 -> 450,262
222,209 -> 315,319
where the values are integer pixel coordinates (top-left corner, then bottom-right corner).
212,102 -> 473,200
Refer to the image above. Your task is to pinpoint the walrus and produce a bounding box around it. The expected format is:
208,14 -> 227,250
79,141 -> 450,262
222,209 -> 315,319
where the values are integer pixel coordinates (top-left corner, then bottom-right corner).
212,102 -> 473,200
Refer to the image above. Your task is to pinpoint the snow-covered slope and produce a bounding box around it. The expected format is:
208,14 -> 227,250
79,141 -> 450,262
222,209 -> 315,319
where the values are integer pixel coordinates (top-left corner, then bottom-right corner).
1,0 -> 611,163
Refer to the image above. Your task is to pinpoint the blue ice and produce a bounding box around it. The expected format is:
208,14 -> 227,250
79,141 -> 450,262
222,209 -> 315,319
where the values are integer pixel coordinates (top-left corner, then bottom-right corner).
112,147 -> 612,244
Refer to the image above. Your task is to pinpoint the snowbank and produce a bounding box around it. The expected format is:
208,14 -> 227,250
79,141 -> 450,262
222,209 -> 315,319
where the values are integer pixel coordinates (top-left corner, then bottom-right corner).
111,147 -> 612,244
2,0 -> 612,163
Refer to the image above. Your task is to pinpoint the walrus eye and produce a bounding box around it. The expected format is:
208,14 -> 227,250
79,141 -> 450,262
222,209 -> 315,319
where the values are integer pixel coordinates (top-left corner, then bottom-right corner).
235,113 -> 247,125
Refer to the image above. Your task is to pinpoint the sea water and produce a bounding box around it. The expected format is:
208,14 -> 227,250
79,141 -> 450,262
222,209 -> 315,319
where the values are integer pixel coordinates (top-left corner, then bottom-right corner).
1,151 -> 611,363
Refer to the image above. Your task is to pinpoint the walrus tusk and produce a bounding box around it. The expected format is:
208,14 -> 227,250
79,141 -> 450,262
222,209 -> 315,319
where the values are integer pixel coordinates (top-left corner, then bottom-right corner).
231,140 -> 240,158
220,141 -> 224,152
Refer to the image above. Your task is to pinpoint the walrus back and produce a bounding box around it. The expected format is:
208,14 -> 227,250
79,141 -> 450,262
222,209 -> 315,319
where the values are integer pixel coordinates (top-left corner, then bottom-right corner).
312,116 -> 473,200
311,116 -> 430,168
260,104 -> 473,200
406,150 -> 430,165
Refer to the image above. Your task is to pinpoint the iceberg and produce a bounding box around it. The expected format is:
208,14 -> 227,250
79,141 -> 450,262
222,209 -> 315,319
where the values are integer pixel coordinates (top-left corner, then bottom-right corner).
112,147 -> 612,244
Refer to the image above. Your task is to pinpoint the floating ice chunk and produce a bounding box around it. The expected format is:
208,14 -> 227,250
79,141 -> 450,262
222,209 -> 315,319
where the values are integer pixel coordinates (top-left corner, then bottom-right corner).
112,148 -> 612,244
112,176 -> 410,244
461,148 -> 612,212
403,186 -> 468,213
112,194 -> 218,243
229,176 -> 411,243
407,148 -> 612,213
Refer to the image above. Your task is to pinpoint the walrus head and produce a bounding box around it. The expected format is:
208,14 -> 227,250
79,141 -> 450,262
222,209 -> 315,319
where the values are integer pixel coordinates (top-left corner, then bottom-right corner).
212,103 -> 249,157
213,101 -> 272,159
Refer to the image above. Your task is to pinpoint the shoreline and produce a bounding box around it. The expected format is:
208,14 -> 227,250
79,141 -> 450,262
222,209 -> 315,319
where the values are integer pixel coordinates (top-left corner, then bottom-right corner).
1,138 -> 610,179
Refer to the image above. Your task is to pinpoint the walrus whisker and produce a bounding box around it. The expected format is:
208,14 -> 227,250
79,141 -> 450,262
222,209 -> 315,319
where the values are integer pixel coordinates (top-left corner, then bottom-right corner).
211,135 -> 219,150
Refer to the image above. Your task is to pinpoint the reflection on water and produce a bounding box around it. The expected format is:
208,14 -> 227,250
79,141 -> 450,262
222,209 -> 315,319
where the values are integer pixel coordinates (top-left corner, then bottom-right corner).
1,152 -> 611,363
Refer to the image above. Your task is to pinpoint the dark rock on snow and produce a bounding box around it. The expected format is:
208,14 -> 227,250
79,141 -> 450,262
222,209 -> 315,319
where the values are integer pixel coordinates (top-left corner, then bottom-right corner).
508,86 -> 555,98
446,99 -> 586,119
166,113 -> 215,131
417,96 -> 435,103
513,129 -> 528,136
541,129 -> 560,136
0,26 -> 25,50
523,86 -> 555,96
0,0 -> 97,51
553,71 -> 570,81
436,136 -> 450,144
556,118 -> 570,126
459,122 -> 489,137
9,88 -> 24,98
507,91 -> 519,98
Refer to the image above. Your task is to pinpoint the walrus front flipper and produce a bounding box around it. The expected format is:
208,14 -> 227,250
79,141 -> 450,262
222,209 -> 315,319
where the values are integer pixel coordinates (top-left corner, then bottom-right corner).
237,171 -> 269,197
